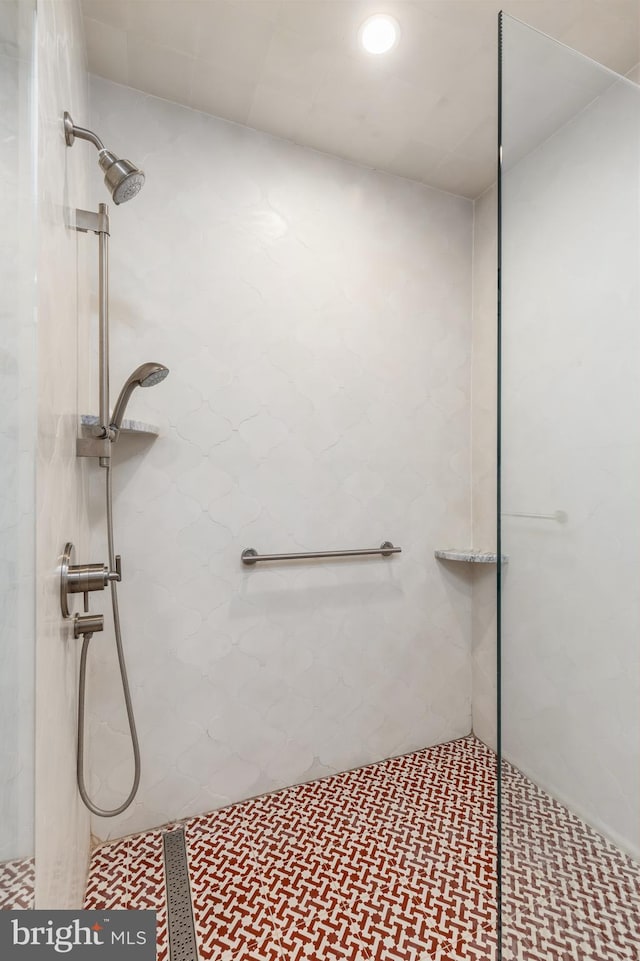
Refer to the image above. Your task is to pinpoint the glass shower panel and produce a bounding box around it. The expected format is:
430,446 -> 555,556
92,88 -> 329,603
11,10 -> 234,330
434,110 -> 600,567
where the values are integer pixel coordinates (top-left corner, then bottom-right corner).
0,0 -> 36,910
499,13 -> 640,959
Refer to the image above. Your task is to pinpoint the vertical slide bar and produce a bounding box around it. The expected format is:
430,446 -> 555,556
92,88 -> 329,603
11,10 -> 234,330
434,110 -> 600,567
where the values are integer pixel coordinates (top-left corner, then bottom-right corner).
98,202 -> 110,466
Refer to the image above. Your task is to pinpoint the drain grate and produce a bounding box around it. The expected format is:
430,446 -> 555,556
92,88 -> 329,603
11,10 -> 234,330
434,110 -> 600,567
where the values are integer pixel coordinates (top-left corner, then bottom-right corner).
163,828 -> 199,961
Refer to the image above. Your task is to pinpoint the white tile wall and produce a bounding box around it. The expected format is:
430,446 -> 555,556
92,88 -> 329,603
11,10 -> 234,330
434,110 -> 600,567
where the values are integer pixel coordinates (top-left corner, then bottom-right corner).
0,0 -> 36,865
471,56 -> 640,861
471,183 -> 498,751
34,0 -> 92,908
85,77 -> 475,840
501,61 -> 640,856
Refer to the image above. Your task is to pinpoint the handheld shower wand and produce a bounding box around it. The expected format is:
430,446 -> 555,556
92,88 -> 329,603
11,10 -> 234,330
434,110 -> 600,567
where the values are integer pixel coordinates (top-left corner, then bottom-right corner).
76,363 -> 169,818
110,363 -> 169,437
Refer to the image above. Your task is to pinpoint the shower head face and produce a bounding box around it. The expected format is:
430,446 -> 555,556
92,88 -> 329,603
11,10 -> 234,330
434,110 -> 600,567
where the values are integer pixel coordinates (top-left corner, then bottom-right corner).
139,365 -> 169,388
98,150 -> 145,204
111,363 -> 170,431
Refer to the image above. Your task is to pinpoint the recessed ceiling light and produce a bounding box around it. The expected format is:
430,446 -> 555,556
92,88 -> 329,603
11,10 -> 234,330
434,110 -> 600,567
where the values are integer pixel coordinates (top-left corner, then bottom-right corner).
359,14 -> 400,55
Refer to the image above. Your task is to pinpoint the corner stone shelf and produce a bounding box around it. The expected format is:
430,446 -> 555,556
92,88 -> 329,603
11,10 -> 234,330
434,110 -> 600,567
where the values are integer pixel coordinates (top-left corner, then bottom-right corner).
434,549 -> 508,564
81,414 -> 160,437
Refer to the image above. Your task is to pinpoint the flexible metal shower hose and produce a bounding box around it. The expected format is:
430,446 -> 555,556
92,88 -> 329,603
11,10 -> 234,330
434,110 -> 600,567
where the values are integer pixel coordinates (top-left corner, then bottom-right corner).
76,463 -> 141,817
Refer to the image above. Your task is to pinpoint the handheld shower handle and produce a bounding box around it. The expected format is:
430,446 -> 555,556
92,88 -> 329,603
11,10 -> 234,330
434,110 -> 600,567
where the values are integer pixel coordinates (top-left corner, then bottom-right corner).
111,363 -> 169,433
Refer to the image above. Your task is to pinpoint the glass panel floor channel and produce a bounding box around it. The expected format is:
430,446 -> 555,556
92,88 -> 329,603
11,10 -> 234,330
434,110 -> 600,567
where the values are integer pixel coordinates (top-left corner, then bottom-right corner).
84,736 -> 639,960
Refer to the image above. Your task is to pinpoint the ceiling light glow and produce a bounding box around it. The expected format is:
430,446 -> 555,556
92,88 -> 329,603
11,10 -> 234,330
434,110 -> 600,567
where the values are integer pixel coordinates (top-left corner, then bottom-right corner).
360,14 -> 400,55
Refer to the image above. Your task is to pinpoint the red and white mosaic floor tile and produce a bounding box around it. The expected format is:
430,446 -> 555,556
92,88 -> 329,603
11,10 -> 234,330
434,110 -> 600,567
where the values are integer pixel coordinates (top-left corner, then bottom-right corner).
83,735 -> 639,961
84,829 -> 170,960
500,763 -> 640,961
0,857 -> 35,909
185,738 -> 496,961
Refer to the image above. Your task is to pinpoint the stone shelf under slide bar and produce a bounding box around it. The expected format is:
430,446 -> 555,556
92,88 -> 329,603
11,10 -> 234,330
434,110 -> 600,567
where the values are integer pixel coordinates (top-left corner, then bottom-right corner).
81,414 -> 159,437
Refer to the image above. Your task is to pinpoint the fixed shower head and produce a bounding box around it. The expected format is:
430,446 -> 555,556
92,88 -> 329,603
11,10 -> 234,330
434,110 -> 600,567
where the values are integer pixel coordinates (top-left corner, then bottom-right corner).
98,150 -> 145,205
64,112 -> 145,204
111,363 -> 169,432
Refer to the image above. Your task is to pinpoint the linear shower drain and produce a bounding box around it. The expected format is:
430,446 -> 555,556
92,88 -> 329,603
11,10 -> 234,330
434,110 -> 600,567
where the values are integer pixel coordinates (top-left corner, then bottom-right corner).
163,827 -> 199,961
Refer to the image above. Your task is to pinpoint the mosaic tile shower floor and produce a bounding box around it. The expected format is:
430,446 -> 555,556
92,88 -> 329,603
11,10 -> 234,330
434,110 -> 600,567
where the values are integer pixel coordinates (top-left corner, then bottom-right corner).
84,736 -> 640,960
0,858 -> 35,909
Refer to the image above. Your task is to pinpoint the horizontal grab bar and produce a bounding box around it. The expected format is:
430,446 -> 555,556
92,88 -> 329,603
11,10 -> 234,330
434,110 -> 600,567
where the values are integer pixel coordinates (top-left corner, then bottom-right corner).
241,541 -> 401,566
503,510 -> 568,523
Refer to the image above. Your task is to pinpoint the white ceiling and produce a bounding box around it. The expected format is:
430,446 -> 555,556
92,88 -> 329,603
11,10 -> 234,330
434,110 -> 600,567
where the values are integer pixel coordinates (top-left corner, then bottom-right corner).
81,0 -> 640,198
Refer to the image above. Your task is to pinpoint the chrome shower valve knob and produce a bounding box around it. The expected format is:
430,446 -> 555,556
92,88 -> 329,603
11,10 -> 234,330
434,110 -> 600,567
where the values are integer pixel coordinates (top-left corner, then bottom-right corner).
67,562 -> 109,594
60,542 -> 109,619
74,613 -> 104,639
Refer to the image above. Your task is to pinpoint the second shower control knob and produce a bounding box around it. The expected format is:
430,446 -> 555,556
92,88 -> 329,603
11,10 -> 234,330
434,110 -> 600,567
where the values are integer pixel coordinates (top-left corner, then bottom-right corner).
74,613 -> 104,639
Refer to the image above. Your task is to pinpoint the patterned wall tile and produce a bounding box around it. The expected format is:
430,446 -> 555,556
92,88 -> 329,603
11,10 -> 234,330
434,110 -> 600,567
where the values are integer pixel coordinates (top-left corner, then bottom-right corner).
86,76 -> 474,841
34,0 -> 93,906
500,68 -> 640,859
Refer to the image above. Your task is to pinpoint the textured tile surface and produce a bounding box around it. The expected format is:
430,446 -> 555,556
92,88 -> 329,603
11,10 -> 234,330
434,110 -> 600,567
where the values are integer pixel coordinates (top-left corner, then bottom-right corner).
501,763 -> 640,961
85,830 -> 169,960
87,737 -> 496,959
0,0 -> 36,868
84,736 -> 640,960
470,182 -> 498,755
0,857 -> 36,909
33,0 -> 93,907
86,76 -> 475,841
500,32 -> 640,860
